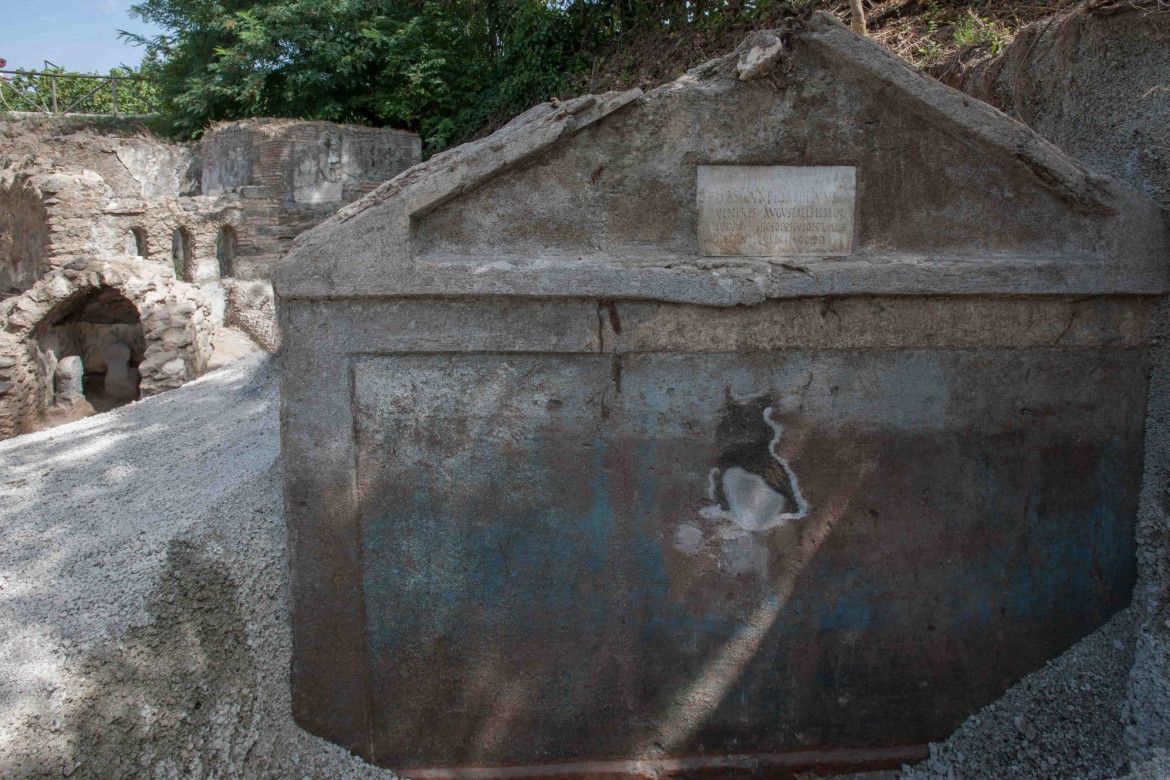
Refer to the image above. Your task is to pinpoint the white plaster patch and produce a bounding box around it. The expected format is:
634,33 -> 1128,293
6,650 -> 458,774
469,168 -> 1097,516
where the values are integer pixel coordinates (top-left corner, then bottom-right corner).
673,523 -> 705,555
721,467 -> 790,531
722,532 -> 772,576
699,405 -> 809,534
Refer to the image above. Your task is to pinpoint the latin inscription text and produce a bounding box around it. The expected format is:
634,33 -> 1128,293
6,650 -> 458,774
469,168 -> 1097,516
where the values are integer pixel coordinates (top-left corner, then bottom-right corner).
697,166 -> 856,257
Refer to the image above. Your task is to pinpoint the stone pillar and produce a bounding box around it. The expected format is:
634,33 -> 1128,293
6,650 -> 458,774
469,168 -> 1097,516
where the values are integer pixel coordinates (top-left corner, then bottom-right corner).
53,356 -> 85,401
49,355 -> 95,421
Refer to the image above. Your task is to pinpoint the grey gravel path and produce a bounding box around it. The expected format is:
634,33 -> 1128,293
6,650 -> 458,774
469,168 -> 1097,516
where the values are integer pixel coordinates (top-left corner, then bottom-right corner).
0,353 -> 398,779
899,609 -> 1135,780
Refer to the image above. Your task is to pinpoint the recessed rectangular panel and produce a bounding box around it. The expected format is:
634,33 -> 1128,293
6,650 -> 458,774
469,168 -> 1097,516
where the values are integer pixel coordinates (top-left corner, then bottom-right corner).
353,349 -> 1141,768
697,165 -> 856,257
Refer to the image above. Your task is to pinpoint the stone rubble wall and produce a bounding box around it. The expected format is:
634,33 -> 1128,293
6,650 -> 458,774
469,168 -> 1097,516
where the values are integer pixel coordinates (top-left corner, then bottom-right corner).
1,167 -> 241,293
113,137 -> 201,199
0,179 -> 50,295
0,117 -> 419,436
202,118 -> 420,200
101,194 -> 243,284
202,119 -> 421,280
0,257 -> 214,439
0,330 -> 47,440
1,117 -> 421,294
0,120 -> 222,292
223,279 -> 279,353
232,193 -> 329,281
28,170 -> 123,267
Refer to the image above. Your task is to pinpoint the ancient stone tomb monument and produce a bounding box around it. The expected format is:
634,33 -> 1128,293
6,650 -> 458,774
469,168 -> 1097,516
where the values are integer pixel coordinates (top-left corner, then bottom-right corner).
276,14 -> 1168,777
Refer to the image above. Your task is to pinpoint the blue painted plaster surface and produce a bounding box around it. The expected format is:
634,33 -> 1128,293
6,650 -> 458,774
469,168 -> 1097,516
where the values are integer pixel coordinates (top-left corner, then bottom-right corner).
352,350 -> 1142,759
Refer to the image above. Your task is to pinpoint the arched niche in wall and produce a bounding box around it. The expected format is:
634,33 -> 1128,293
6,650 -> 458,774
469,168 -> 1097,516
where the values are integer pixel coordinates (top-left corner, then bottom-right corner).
216,225 -> 237,278
33,284 -> 145,413
171,227 -> 194,281
127,227 -> 148,258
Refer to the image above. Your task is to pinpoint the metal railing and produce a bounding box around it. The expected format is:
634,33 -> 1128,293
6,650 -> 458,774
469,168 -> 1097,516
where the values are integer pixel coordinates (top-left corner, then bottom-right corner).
0,62 -> 157,116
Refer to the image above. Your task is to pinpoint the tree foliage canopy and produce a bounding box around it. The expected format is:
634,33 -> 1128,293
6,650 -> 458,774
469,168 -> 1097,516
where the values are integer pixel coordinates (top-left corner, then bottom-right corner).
126,0 -> 782,150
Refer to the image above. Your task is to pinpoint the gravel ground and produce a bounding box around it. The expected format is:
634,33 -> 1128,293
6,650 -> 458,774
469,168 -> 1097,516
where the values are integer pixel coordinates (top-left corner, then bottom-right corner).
900,609 -> 1135,780
0,354 -> 398,779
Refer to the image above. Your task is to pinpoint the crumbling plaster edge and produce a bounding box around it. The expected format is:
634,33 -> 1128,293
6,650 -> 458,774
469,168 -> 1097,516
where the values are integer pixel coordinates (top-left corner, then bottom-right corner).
273,254 -> 1169,307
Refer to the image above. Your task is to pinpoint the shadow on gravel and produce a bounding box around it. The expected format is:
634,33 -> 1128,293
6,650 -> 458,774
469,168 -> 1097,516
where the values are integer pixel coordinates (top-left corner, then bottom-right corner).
0,356 -> 281,778
0,356 -> 277,617
19,538 -> 256,779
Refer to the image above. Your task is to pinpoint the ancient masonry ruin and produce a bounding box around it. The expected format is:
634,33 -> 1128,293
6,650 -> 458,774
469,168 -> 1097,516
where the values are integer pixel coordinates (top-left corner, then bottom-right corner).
0,118 -> 420,439
0,257 -> 212,437
199,119 -> 422,281
277,14 -> 1168,777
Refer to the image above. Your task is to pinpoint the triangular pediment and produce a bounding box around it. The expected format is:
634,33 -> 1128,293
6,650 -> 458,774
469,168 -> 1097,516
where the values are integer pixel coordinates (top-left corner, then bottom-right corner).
277,12 -> 1167,304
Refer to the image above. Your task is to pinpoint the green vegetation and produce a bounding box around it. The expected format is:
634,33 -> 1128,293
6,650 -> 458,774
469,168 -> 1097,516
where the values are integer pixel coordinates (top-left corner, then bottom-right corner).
913,2 -> 1010,66
952,8 -> 1009,55
123,0 -> 794,150
0,2 -> 1054,149
0,65 -> 158,116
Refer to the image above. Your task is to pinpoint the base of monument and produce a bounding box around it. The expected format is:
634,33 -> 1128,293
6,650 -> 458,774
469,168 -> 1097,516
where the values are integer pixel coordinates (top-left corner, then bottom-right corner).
395,744 -> 930,779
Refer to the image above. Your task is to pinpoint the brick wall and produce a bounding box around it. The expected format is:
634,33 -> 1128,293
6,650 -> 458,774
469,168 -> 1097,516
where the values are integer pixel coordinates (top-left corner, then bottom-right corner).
201,119 -> 421,279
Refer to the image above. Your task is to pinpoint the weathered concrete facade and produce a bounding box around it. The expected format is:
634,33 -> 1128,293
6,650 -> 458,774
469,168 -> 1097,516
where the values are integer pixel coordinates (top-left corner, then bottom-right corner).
276,14 -> 1169,777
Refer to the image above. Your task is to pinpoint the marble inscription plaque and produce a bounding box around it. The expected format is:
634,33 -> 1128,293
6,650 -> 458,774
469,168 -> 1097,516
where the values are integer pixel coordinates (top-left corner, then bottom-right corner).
697,166 -> 856,257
